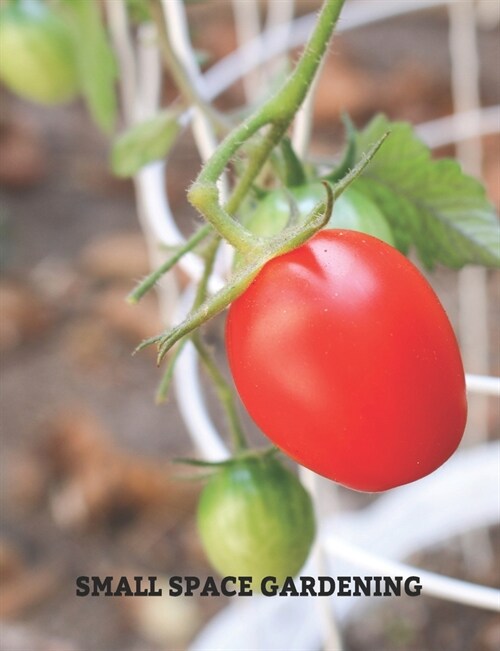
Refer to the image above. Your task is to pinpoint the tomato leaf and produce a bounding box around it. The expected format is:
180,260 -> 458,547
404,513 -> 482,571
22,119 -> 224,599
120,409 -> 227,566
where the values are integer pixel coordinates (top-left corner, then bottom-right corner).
111,110 -> 182,177
354,114 -> 500,269
59,0 -> 117,133
279,137 -> 306,187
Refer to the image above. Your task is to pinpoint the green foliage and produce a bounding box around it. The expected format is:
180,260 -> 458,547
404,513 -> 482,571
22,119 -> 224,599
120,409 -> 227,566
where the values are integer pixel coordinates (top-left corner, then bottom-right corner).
0,0 -> 79,105
111,110 -> 182,177
279,137 -> 307,187
125,0 -> 150,24
60,0 -> 117,133
354,114 -> 500,269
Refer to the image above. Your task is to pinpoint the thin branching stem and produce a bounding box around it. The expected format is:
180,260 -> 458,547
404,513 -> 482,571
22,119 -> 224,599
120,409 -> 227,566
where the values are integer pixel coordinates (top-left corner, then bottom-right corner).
188,0 -> 346,251
127,224 -> 212,304
148,0 -> 228,133
193,334 -> 248,452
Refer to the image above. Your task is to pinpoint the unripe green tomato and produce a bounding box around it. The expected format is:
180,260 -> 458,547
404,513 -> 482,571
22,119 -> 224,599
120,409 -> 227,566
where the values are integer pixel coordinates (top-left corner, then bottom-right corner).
243,182 -> 395,245
0,1 -> 79,105
197,456 -> 315,589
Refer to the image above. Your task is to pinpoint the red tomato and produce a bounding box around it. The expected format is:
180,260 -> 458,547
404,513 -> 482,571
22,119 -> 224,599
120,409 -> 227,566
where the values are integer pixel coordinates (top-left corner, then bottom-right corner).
225,230 -> 467,492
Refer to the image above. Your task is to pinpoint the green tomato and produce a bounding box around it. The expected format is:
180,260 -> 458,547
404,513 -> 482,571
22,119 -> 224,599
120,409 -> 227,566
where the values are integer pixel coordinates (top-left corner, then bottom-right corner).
0,1 -> 79,105
243,182 -> 395,245
197,456 -> 315,589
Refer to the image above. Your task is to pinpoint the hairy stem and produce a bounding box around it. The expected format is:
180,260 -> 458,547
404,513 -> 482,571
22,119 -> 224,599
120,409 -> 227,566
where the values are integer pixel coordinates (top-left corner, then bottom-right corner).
188,0 -> 346,250
152,133 -> 388,361
127,224 -> 212,304
155,339 -> 189,404
225,122 -> 288,216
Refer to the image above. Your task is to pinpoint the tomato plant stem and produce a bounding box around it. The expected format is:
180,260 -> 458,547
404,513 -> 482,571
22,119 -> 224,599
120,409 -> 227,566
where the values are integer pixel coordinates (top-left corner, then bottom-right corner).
137,133 -> 387,361
155,338 -> 189,404
193,334 -> 248,452
225,122 -> 288,217
188,0 -> 346,251
194,236 -> 220,305
148,0 -> 228,133
134,0 -> 393,367
155,236 -> 222,402
323,113 -> 357,183
127,223 -> 213,304
193,236 -> 250,450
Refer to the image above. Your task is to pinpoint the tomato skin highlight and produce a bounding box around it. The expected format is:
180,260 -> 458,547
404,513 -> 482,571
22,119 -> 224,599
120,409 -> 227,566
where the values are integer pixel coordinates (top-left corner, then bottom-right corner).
226,230 -> 467,492
197,456 -> 315,587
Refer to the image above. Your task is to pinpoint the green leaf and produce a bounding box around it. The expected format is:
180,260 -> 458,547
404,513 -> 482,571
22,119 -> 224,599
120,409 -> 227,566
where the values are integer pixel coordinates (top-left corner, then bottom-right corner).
111,110 -> 182,177
60,0 -> 117,133
280,137 -> 306,187
125,0 -> 150,24
354,114 -> 500,269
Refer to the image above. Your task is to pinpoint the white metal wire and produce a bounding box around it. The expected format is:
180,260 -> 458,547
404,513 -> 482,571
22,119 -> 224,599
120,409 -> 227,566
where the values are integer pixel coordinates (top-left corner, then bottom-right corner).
292,55 -> 324,159
203,0 -> 451,104
449,0 -> 490,444
448,0 -> 494,571
466,374 -> 500,396
300,466 -> 344,651
416,105 -> 500,148
104,0 -> 137,124
231,0 -> 262,102
161,0 -> 220,165
263,0 -> 295,86
174,286 -> 230,462
324,537 -> 500,612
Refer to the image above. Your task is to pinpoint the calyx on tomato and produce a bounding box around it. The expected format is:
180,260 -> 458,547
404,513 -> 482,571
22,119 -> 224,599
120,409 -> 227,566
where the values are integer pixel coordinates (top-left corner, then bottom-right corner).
242,182 -> 395,246
197,455 -> 315,587
0,1 -> 79,105
226,230 -> 467,492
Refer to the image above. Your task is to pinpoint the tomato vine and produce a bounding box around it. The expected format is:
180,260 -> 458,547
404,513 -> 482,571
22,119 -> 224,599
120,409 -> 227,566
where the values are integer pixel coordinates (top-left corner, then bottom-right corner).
2,0 -> 499,584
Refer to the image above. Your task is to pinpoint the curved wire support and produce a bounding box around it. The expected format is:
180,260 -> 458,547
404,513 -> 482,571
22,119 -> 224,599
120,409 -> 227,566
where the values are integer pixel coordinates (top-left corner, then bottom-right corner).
324,537 -> 500,611
190,441 -> 500,651
466,374 -> 500,396
173,285 -> 230,461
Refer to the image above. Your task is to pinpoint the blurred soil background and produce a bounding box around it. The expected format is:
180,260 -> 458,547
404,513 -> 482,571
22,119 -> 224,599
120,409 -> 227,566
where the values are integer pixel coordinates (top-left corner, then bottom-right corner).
0,2 -> 499,650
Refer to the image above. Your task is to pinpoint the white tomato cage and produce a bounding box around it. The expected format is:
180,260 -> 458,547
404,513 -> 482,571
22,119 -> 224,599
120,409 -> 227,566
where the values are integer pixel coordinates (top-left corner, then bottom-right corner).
104,1 -> 500,649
